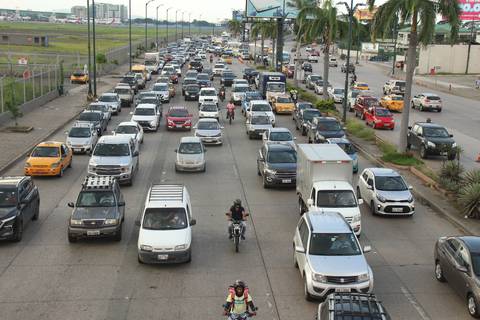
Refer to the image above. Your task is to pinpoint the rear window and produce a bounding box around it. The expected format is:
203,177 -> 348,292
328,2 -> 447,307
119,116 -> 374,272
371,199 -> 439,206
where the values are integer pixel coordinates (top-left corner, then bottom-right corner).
427,96 -> 441,100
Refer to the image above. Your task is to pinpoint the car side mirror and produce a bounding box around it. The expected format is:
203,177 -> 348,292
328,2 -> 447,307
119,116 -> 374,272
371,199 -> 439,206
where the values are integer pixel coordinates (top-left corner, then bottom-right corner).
190,219 -> 197,226
174,149 -> 178,153
295,245 -> 305,253
367,185 -> 373,190
307,198 -> 314,207
129,111 -> 133,115
363,245 -> 372,253
67,202 -> 75,208
133,151 -> 139,157
135,220 -> 141,227
118,201 -> 125,206
408,185 -> 413,190
358,199 -> 364,205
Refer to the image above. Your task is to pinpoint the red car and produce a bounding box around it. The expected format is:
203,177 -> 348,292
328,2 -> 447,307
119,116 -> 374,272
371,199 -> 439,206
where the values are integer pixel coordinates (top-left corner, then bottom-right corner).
166,106 -> 192,131
169,73 -> 179,84
354,95 -> 379,120
364,107 -> 395,130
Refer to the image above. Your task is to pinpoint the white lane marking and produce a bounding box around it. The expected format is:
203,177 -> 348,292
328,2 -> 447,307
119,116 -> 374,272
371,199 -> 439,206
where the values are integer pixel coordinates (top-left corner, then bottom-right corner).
232,164 -> 239,178
400,286 -> 431,320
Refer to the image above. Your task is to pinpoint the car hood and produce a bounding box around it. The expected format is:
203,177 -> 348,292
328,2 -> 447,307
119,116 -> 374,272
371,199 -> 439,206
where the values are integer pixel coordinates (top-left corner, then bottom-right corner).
27,157 -> 61,166
138,228 -> 190,248
89,155 -> 131,166
316,129 -> 345,139
266,162 -> 297,171
132,115 -> 155,122
196,129 -> 221,136
67,137 -> 92,145
72,206 -> 118,219
425,136 -> 455,145
275,103 -> 294,109
314,206 -> 360,219
100,101 -> 118,107
177,153 -> 204,162
118,94 -> 131,99
250,124 -> 272,130
115,133 -> 138,141
0,206 -> 17,220
377,189 -> 412,202
308,255 -> 369,276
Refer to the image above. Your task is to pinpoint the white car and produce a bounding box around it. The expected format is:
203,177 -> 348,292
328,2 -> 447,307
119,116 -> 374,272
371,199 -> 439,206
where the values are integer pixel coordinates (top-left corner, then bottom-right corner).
161,65 -> 175,75
313,80 -> 332,95
194,118 -> 224,145
347,90 -> 361,111
262,127 -> 296,149
152,83 -> 170,103
130,103 -> 161,132
170,63 -> 182,76
66,122 -> 98,154
327,87 -> 345,104
247,100 -> 276,126
213,63 -> 226,77
113,121 -> 144,152
411,93 -> 443,112
233,79 -> 249,86
199,102 -> 220,120
199,53 -> 207,59
137,184 -> 196,263
231,83 -> 249,105
308,55 -> 319,63
328,57 -> 338,67
198,87 -> 218,106
97,93 -> 121,115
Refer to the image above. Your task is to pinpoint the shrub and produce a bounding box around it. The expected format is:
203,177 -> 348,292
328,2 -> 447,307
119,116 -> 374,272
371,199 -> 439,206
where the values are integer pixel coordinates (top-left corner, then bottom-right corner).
463,170 -> 480,186
340,53 -> 346,60
378,141 -> 423,166
96,53 -> 107,64
458,183 -> 480,218
440,161 -> 464,184
5,100 -> 23,126
315,99 -> 335,111
299,91 -> 317,104
346,119 -> 375,141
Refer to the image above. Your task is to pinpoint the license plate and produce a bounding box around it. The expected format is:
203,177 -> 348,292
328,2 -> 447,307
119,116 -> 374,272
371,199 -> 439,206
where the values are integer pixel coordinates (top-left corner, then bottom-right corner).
392,208 -> 403,213
87,230 -> 100,236
157,254 -> 168,260
74,148 -> 82,152
384,124 -> 390,127
282,179 -> 292,183
176,125 -> 183,128
335,288 -> 351,293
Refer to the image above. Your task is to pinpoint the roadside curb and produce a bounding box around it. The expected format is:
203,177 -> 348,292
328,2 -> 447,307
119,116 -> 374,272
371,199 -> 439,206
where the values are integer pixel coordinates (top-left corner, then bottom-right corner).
349,136 -> 475,235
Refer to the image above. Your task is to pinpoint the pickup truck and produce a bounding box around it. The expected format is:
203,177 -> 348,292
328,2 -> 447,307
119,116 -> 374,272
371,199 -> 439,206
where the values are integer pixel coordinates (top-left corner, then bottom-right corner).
354,96 -> 380,120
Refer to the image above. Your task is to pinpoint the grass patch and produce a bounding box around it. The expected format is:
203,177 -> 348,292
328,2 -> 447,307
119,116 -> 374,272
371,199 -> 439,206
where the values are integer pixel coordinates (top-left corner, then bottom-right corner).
346,119 -> 375,141
378,141 -> 423,166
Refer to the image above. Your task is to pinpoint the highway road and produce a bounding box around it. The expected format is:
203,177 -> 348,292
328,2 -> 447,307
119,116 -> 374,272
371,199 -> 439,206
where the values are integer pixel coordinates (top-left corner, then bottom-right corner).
286,40 -> 480,172
0,55 -> 472,320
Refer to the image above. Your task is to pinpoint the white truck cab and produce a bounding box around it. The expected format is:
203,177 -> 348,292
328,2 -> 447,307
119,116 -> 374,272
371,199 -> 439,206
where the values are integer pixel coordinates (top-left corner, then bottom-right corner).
137,184 -> 196,264
296,144 -> 363,235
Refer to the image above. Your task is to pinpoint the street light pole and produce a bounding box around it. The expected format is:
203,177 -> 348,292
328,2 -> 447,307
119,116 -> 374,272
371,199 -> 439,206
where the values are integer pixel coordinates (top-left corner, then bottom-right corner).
166,7 -> 173,46
392,15 -> 398,75
129,0 -> 132,70
188,13 -> 191,37
181,11 -> 185,40
92,0 -> 97,97
145,0 -> 155,51
175,9 -> 179,43
86,0 -> 92,97
199,14 -> 203,36
156,4 -> 164,49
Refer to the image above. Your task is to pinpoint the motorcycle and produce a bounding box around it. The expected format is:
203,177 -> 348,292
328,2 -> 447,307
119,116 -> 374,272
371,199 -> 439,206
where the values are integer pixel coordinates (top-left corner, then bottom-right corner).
227,213 -> 249,252
210,55 -> 214,63
219,90 -> 226,102
226,108 -> 235,125
226,312 -> 255,320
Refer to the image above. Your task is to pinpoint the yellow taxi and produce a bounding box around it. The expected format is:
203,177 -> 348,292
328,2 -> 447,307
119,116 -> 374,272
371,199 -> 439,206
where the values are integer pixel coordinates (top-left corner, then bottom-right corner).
272,94 -> 295,114
380,94 -> 404,112
131,64 -> 148,81
24,141 -> 73,177
222,55 -> 233,64
352,82 -> 369,90
70,70 -> 89,84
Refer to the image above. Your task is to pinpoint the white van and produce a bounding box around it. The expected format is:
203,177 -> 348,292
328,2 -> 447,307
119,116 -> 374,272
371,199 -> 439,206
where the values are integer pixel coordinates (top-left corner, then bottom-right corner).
329,57 -> 338,67
137,184 -> 196,264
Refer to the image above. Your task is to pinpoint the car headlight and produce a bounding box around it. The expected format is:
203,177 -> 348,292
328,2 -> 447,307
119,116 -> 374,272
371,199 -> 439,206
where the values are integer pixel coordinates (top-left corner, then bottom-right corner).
120,165 -> 131,173
408,195 -> 414,203
427,141 -> 436,148
51,161 -> 61,168
25,162 -> 32,168
213,133 -> 222,137
312,273 -> 327,283
316,134 -> 325,141
104,219 -> 118,226
265,168 -> 276,175
150,120 -> 156,126
376,194 -> 387,203
452,142 -> 457,148
352,214 -> 361,223
358,273 -> 370,282
70,219 -> 82,226
88,165 -> 96,172
140,245 -> 153,252
175,244 -> 187,251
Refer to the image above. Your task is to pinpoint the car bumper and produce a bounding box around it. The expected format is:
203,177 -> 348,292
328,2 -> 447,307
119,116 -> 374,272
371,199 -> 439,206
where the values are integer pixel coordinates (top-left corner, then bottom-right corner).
88,171 -> 132,183
275,108 -> 294,114
375,201 -> 415,216
264,175 -> 296,187
198,136 -> 222,144
423,105 -> 442,111
167,123 -> 192,130
68,225 -> 121,239
248,130 -> 267,138
69,145 -> 92,153
138,249 -> 191,264
24,167 -> 61,176
176,161 -> 205,171
307,278 -> 372,299
374,122 -> 395,129
184,95 -> 199,101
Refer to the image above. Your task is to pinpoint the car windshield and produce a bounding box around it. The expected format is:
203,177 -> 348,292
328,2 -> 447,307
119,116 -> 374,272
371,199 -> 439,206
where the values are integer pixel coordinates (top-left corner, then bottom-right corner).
298,103 -> 312,110
99,95 -> 117,102
184,79 -> 197,85
140,98 -> 158,105
336,143 -> 355,155
251,116 -> 270,124
73,71 -> 85,77
270,132 -> 292,141
252,104 -> 271,112
154,84 -> 168,91
115,88 -> 130,95
31,146 -> 59,157
179,142 -> 203,154
267,83 -> 285,92
142,207 -> 187,230
333,89 -> 344,94
375,176 -> 408,191
309,233 -> 361,256
423,127 -> 450,138
197,121 -> 219,130
316,190 -> 357,207
186,85 -> 200,92
427,96 -> 441,100
69,127 -> 91,138
201,90 -> 216,96
223,73 -> 235,79
233,86 -> 249,93
169,109 -> 189,117
93,143 -> 130,156
0,189 -> 17,207
76,191 -> 116,207
78,112 -> 103,121
201,105 -> 218,112
246,94 -> 262,101
277,97 -> 292,103
134,108 -> 155,116
391,96 -> 403,101
88,105 -> 107,112
116,125 -> 138,134
267,150 -> 296,163
375,109 -> 392,117
310,75 -> 321,82
303,110 -> 321,121
197,74 -> 209,80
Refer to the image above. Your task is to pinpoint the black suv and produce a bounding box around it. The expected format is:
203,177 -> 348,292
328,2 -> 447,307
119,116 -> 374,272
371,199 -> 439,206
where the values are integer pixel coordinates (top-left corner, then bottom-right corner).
317,293 -> 391,319
0,176 -> 40,242
67,176 -> 125,242
257,143 -> 297,188
220,72 -> 236,87
407,122 -> 457,160
184,84 -> 200,101
310,117 -> 345,144
189,61 -> 203,72
341,63 -> 355,74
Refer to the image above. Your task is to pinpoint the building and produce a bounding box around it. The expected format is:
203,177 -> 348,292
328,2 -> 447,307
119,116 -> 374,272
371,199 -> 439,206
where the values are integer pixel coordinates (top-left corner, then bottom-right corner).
398,23 -> 480,47
71,6 -> 87,18
69,3 -> 127,21
0,33 -> 49,47
353,7 -> 377,22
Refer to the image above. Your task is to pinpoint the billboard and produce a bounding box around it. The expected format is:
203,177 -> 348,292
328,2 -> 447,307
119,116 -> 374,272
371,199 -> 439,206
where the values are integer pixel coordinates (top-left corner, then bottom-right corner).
232,10 -> 245,21
246,0 -> 299,18
459,0 -> 480,21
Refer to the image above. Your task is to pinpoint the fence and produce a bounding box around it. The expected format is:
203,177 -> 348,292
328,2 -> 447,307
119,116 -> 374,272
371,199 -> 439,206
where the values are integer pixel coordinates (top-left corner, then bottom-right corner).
0,63 -> 61,114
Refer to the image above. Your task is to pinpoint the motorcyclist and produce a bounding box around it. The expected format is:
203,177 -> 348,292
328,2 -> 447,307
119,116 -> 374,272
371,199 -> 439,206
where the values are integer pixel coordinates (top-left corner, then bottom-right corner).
210,54 -> 214,63
219,85 -> 226,101
289,89 -> 298,103
226,199 -> 247,240
223,280 -> 257,317
226,99 -> 235,120
351,73 -> 357,86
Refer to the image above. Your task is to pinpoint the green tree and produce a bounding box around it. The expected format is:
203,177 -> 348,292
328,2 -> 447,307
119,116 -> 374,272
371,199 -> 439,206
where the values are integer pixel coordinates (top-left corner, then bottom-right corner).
369,0 -> 460,152
288,0 -> 312,86
227,19 -> 242,38
5,99 -> 22,126
252,20 -> 271,65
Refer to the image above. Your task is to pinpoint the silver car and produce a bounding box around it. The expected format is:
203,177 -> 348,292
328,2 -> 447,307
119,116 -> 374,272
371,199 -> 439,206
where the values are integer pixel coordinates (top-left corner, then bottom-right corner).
293,211 -> 373,300
152,83 -> 170,103
175,136 -> 206,172
98,93 -> 121,114
357,168 -> 415,216
262,127 -> 296,149
194,118 -> 223,145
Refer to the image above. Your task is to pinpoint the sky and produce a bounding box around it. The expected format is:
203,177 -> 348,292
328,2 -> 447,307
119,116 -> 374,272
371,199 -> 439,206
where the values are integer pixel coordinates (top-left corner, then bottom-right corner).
0,0 -> 243,22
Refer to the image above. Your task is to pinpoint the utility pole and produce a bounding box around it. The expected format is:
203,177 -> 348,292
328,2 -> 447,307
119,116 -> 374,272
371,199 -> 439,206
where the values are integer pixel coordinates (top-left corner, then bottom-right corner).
156,4 -> 163,49
92,0 -> 97,97
181,11 -> 185,40
129,0 -> 132,70
275,0 -> 286,72
86,0 -> 92,97
466,20 -> 475,74
166,7 -> 173,46
188,13 -> 191,37
175,9 -> 179,43
145,0 -> 155,50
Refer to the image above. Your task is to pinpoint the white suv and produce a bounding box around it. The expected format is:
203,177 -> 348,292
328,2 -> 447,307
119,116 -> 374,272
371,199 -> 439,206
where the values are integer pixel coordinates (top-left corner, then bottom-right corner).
293,211 -> 373,301
247,100 -> 276,126
130,103 -> 161,132
137,184 -> 196,264
198,87 -> 218,107
213,63 -> 226,77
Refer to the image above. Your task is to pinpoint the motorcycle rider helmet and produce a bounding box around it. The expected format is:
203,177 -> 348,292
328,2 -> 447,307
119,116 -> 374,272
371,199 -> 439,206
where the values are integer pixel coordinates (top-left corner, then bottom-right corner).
234,199 -> 242,206
233,279 -> 246,295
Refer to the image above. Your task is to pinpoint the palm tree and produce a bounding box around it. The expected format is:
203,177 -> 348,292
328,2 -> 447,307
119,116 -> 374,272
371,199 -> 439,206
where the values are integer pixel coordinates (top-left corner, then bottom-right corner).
251,24 -> 260,64
252,20 -> 271,65
369,0 -> 460,152
227,19 -> 242,38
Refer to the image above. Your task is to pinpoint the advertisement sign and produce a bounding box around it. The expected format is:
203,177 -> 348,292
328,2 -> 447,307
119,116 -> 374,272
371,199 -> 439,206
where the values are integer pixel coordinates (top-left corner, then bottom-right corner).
459,0 -> 480,21
246,0 -> 300,18
232,10 -> 245,21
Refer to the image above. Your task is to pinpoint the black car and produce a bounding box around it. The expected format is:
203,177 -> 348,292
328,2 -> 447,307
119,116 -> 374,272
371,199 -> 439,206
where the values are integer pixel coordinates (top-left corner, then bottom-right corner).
311,117 -> 345,143
221,72 -> 236,87
257,143 -> 297,188
341,63 -> 355,73
369,55 -> 389,62
0,176 -> 40,242
182,77 -> 198,95
77,111 -> 108,135
302,62 -> 313,72
189,61 -> 203,72
407,122 -> 457,160
184,84 -> 200,101
196,73 -> 211,88
67,176 -> 125,242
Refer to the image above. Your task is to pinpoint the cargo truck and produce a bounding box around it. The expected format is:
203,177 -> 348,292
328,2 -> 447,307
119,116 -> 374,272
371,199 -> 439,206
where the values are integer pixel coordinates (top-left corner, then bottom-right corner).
257,72 -> 286,103
296,144 -> 363,235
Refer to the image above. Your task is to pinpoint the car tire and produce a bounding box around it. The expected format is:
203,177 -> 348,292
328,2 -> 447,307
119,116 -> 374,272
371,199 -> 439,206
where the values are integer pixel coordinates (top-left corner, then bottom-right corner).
68,233 -> 77,243
437,108 -> 442,113
301,128 -> 306,136
185,250 -> 192,263
137,254 -> 144,264
299,198 -> 306,215
202,164 -> 206,173
411,101 -> 415,109
11,217 -> 23,242
293,246 -> 298,268
114,223 -> 123,242
304,278 -> 314,302
435,260 -> 446,282
420,145 -> 428,159
370,201 -> 377,216
58,166 -> 64,178
32,200 -> 40,221
468,294 -> 480,318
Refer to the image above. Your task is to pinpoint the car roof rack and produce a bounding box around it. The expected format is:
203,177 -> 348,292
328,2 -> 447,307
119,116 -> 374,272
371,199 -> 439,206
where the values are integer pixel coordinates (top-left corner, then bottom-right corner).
149,184 -> 184,202
82,176 -> 116,190
328,293 -> 388,320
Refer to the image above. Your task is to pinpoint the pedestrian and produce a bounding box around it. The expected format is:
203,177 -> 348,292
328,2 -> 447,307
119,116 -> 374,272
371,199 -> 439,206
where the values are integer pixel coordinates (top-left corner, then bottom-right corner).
475,77 -> 480,89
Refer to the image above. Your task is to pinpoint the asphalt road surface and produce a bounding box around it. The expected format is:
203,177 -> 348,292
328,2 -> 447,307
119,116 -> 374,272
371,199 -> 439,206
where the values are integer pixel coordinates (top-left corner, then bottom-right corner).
0,56 -> 472,320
